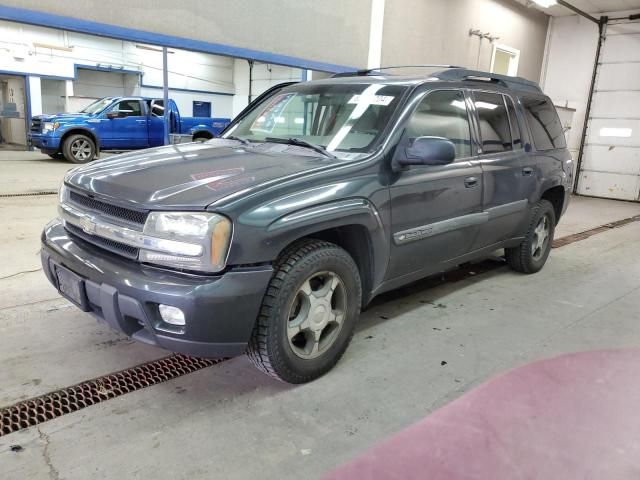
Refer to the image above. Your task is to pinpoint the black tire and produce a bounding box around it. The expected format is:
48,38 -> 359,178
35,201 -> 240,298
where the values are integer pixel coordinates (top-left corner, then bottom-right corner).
193,133 -> 213,142
247,239 -> 362,384
62,134 -> 96,164
505,199 -> 556,274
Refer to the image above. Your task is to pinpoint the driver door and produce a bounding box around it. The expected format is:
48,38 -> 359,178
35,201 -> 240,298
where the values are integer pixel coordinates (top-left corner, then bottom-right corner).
101,99 -> 148,149
387,89 -> 484,281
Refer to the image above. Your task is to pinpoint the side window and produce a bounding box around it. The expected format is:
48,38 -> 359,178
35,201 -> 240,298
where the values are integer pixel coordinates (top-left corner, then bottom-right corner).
505,96 -> 523,149
150,100 -> 164,118
522,97 -> 566,150
405,90 -> 472,159
474,92 -> 512,154
112,100 -> 143,117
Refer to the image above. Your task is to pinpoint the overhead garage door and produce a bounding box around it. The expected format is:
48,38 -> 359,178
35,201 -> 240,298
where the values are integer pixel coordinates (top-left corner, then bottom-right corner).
577,19 -> 640,202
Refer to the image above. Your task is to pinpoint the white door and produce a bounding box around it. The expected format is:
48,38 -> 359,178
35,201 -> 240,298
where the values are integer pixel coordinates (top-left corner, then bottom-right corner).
577,20 -> 640,201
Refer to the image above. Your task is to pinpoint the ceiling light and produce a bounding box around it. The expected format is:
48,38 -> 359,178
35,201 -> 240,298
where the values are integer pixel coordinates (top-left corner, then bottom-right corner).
530,0 -> 557,7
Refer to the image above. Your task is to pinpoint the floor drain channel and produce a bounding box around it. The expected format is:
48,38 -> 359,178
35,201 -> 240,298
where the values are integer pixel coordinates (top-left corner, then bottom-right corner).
0,354 -> 227,437
553,215 -> 640,248
0,191 -> 58,198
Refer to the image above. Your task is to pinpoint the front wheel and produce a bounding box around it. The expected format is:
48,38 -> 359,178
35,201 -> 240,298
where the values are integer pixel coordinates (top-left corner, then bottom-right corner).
247,239 -> 362,383
505,199 -> 556,274
62,134 -> 96,163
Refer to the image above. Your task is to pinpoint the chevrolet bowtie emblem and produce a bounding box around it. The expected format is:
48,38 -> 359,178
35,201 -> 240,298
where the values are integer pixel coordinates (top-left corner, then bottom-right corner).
79,217 -> 96,235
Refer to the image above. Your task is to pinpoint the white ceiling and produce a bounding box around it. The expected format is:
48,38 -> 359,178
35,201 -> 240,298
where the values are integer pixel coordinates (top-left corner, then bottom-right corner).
516,0 -> 640,16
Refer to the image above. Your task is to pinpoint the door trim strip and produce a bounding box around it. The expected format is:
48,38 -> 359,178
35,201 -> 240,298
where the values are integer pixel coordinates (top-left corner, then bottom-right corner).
393,212 -> 489,245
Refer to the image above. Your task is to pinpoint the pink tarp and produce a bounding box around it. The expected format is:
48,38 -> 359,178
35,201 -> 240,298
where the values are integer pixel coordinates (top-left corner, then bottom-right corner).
325,349 -> 640,479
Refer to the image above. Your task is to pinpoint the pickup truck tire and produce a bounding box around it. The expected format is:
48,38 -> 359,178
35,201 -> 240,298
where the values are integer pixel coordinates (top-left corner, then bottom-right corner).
247,239 -> 362,383
505,199 -> 556,274
62,134 -> 96,164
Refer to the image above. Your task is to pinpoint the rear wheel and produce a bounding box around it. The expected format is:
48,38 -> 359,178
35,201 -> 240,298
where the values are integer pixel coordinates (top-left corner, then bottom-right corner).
62,134 -> 96,163
247,239 -> 362,383
505,199 -> 555,274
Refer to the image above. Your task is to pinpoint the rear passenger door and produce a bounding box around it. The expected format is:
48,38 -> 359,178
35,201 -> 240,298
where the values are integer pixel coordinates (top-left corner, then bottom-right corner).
387,89 -> 483,281
471,91 -> 530,248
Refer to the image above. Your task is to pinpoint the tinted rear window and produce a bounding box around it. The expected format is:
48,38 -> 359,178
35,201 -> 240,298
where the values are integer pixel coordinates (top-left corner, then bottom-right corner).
522,97 -> 566,151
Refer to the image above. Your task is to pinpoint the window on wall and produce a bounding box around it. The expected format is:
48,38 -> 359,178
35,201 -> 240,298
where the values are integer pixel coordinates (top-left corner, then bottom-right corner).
522,97 -> 567,151
491,44 -> 520,77
193,101 -> 211,118
474,92 -> 512,154
405,90 -> 472,159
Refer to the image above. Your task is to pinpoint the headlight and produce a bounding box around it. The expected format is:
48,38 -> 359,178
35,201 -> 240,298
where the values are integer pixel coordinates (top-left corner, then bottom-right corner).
59,183 -> 69,203
43,121 -> 60,133
139,212 -> 232,273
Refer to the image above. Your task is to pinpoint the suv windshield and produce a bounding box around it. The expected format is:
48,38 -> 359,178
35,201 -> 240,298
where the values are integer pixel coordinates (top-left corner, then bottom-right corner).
79,97 -> 115,115
224,82 -> 407,156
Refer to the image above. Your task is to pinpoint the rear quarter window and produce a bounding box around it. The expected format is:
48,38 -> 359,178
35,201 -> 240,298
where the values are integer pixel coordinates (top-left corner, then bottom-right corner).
521,97 -> 566,151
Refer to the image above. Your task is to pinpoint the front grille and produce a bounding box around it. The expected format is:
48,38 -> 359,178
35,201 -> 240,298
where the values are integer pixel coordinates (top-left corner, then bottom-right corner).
69,191 -> 148,225
30,118 -> 42,132
65,222 -> 139,260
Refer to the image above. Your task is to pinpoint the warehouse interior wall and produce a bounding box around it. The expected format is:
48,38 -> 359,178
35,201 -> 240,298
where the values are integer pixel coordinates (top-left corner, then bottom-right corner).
2,0 -> 371,69
381,0 -> 549,81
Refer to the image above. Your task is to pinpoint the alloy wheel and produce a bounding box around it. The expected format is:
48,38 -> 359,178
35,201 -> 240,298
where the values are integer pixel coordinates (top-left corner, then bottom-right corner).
286,271 -> 347,359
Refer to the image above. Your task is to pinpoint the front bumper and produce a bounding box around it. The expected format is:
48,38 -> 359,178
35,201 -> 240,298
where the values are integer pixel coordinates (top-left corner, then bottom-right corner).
41,219 -> 272,357
28,133 -> 61,151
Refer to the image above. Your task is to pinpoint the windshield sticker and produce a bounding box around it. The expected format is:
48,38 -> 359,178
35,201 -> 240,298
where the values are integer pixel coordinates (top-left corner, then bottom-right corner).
251,93 -> 296,133
348,95 -> 395,106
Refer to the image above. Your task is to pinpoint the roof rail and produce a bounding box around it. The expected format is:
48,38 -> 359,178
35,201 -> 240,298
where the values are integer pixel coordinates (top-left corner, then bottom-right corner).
331,64 -> 464,78
431,68 -> 542,93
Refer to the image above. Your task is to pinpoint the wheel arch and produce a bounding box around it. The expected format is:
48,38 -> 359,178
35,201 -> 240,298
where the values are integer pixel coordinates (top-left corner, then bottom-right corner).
264,199 -> 389,307
60,128 -> 100,150
540,185 -> 565,224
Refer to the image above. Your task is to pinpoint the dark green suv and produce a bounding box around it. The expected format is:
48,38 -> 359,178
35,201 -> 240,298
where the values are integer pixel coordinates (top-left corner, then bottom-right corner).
41,69 -> 572,383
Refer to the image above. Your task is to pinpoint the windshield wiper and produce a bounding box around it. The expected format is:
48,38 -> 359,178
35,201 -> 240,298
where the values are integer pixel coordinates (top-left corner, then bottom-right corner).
265,137 -> 336,159
223,135 -> 250,146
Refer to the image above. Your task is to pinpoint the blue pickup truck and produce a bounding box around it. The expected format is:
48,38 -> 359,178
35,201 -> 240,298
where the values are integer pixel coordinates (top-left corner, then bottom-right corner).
28,96 -> 230,163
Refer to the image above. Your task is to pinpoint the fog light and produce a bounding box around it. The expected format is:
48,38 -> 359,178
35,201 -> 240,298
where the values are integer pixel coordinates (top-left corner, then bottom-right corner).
158,305 -> 185,326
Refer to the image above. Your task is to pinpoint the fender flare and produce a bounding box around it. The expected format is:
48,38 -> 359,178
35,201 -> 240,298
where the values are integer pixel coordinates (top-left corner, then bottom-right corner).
265,198 -> 389,292
60,127 -> 101,151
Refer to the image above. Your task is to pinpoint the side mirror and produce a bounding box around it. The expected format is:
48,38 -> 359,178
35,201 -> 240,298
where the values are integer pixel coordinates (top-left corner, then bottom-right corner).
107,111 -> 125,119
397,136 -> 456,167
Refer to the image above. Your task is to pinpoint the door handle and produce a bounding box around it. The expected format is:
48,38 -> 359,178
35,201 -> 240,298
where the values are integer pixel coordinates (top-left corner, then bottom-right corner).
464,176 -> 479,188
522,167 -> 534,177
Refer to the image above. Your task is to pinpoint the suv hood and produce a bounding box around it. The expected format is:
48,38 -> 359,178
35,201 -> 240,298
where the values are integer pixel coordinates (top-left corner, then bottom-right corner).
64,141 -> 341,209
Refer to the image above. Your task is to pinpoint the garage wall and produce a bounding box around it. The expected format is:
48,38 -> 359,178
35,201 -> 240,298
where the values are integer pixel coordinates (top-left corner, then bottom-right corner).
542,10 -> 640,201
381,0 -> 549,82
1,0 -> 371,69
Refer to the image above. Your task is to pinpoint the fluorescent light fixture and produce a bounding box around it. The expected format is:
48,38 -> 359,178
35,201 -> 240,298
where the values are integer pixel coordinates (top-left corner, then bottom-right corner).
600,127 -> 632,138
531,0 -> 557,7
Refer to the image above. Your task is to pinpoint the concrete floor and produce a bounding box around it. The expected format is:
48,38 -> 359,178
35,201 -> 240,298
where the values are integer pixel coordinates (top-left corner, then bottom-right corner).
1,154 -> 640,479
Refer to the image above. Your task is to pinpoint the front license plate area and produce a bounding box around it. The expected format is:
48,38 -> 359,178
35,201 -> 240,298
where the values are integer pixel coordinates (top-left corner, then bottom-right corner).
55,265 -> 89,311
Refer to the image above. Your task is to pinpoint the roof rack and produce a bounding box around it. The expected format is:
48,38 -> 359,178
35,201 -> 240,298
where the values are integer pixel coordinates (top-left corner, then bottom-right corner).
331,64 -> 463,78
431,68 -> 542,93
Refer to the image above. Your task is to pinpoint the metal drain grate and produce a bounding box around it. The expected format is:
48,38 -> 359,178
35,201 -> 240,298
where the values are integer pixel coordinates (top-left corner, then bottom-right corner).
0,191 -> 58,198
0,354 -> 226,437
553,215 -> 640,248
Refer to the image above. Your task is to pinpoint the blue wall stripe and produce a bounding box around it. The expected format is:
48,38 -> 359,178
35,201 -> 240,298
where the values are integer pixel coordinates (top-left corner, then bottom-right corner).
0,5 -> 357,73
